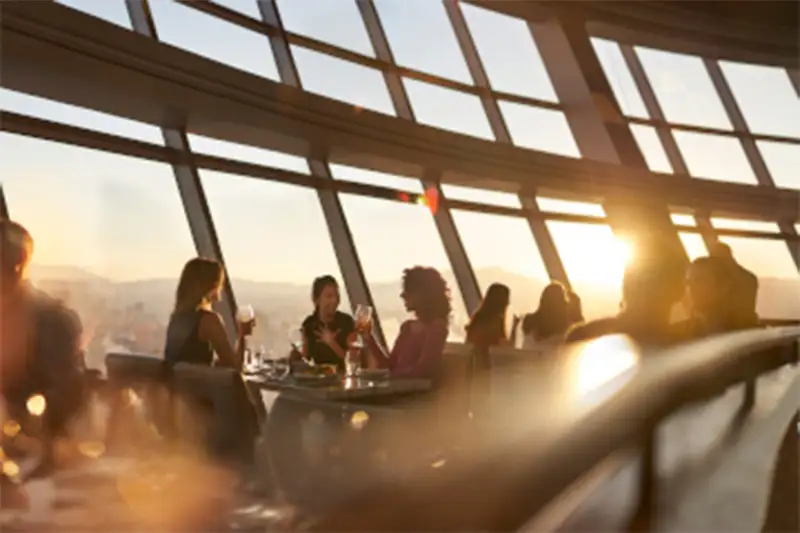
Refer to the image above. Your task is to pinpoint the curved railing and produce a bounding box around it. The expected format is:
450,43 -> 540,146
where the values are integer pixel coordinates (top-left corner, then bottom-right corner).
313,327 -> 800,532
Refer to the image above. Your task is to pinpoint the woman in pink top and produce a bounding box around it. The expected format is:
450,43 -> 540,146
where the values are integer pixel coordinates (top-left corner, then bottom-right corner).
366,267 -> 450,381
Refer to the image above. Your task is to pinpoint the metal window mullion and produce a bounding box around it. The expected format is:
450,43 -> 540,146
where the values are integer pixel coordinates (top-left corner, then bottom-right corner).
787,68 -> 800,98
695,213 -> 719,253
258,0 -> 385,345
444,0 -> 569,288
0,185 -> 9,219
126,0 -> 238,338
620,45 -> 690,176
356,0 -> 482,313
705,58 -> 799,268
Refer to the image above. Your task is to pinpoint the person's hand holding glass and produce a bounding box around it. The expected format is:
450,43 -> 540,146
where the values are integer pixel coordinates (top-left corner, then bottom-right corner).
236,305 -> 256,337
347,305 -> 372,377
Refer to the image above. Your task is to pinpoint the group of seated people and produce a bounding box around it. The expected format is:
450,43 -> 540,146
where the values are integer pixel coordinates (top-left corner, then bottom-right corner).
0,219 -> 761,492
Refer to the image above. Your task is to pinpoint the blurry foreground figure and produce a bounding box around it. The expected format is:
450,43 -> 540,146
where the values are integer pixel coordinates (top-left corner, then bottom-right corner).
0,219 -> 85,485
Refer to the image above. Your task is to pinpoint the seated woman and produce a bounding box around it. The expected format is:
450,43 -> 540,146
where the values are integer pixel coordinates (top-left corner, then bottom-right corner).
365,267 -> 450,381
164,258 -> 251,368
520,283 -> 572,350
300,275 -> 355,370
465,283 -> 518,358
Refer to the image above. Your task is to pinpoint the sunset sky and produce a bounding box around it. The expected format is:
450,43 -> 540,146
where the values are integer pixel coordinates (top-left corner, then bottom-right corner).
1,0 -> 798,303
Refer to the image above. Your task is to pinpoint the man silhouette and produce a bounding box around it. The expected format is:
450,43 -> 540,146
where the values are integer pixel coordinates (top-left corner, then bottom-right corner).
708,241 -> 759,328
0,219 -> 85,482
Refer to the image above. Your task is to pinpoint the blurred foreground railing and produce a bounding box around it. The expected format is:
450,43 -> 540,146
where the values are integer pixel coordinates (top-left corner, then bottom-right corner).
312,327 -> 800,532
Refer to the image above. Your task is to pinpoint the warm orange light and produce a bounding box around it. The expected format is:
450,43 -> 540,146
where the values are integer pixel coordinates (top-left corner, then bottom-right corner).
27,394 -> 46,416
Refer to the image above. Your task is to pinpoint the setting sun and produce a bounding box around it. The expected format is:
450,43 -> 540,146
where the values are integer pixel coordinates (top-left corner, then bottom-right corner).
549,223 -> 634,288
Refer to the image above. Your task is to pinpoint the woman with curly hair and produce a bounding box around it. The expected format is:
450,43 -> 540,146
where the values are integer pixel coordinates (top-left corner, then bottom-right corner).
365,266 -> 450,381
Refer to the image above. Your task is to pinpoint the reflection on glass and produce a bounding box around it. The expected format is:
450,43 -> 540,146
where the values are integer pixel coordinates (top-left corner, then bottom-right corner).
572,335 -> 638,404
460,3 -> 557,101
710,218 -> 780,233
719,237 -> 800,319
440,185 -> 521,209
337,192 -> 467,342
720,61 -> 800,139
56,0 -> 131,29
450,210 -> 548,317
276,0 -> 374,56
291,46 -> 395,115
674,130 -> 758,185
757,140 -> 800,190
629,124 -> 673,174
537,198 -> 605,218
678,233 -> 708,261
374,0 -> 472,84
0,88 -> 161,144
635,47 -> 732,130
591,38 -> 649,119
403,78 -> 494,140
547,222 -> 630,319
187,134 -> 309,173
201,170 -> 350,354
1,133 -> 197,371
498,102 -> 580,157
150,0 -> 279,81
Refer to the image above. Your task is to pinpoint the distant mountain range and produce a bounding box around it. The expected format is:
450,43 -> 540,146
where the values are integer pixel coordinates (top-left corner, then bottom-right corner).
28,263 -> 800,321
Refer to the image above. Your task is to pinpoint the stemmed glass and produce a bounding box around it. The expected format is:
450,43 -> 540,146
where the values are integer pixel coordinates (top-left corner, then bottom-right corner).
348,305 -> 373,377
288,328 -> 304,355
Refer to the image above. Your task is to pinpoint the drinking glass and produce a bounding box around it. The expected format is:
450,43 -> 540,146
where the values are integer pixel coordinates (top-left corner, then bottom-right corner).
288,328 -> 304,353
353,304 -> 373,347
236,305 -> 255,324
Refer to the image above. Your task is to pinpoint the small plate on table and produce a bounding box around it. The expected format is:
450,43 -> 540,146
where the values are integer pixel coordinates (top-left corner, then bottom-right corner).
356,368 -> 390,380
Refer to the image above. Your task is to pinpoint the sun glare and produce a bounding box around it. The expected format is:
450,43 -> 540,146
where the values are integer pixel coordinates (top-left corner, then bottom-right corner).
550,223 -> 634,288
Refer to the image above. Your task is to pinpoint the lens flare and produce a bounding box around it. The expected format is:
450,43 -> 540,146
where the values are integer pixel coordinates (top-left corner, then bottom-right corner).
26,394 -> 46,416
2,420 -> 21,437
78,440 -> 106,459
2,460 -> 20,478
349,410 -> 369,430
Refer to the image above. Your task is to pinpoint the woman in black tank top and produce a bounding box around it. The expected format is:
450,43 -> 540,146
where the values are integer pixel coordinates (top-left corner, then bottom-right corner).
300,275 -> 355,370
164,258 -> 252,368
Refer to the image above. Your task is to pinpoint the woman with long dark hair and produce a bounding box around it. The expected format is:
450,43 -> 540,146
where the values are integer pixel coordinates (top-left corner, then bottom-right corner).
365,267 -> 450,380
164,258 -> 251,367
300,275 -> 355,370
520,282 -> 572,349
465,283 -> 518,353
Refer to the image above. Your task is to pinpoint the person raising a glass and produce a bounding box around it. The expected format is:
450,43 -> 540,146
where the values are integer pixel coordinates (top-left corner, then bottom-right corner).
363,267 -> 450,381
300,275 -> 356,371
164,258 -> 254,368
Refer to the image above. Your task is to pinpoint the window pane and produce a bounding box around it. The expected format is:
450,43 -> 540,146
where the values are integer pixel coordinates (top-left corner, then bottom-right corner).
201,171 -> 349,353
1,133 -> 197,371
338,194 -> 467,343
329,164 -> 423,192
403,79 -> 494,140
720,61 -> 800,138
374,0 -> 472,84
460,4 -> 557,102
498,101 -> 580,157
451,211 -> 548,317
671,214 -> 696,227
0,88 -> 162,144
629,124 -> 673,174
591,38 -> 649,119
537,198 -> 605,218
673,130 -> 758,184
679,233 -> 707,260
711,218 -> 780,233
213,0 -> 262,20
636,47 -> 731,130
150,0 -> 279,81
276,0 -> 374,57
56,0 -> 131,28
546,222 -> 628,318
719,237 -> 800,319
757,140 -> 800,190
441,185 -> 521,209
291,46 -> 395,115
187,134 -> 310,173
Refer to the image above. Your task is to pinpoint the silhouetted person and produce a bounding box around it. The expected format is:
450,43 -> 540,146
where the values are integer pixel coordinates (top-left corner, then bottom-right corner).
521,282 -> 572,349
708,241 -> 759,328
566,247 -> 685,347
466,283 -> 518,355
365,267 -> 450,381
0,219 -> 85,479
300,275 -> 355,371
164,258 -> 251,368
675,256 -> 739,338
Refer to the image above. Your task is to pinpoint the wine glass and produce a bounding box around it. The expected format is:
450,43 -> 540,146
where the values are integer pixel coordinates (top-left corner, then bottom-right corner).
236,305 -> 255,324
288,328 -> 304,355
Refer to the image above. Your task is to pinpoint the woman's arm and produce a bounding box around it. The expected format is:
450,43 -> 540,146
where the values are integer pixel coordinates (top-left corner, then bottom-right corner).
366,332 -> 390,367
391,320 -> 448,379
200,312 -> 244,369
